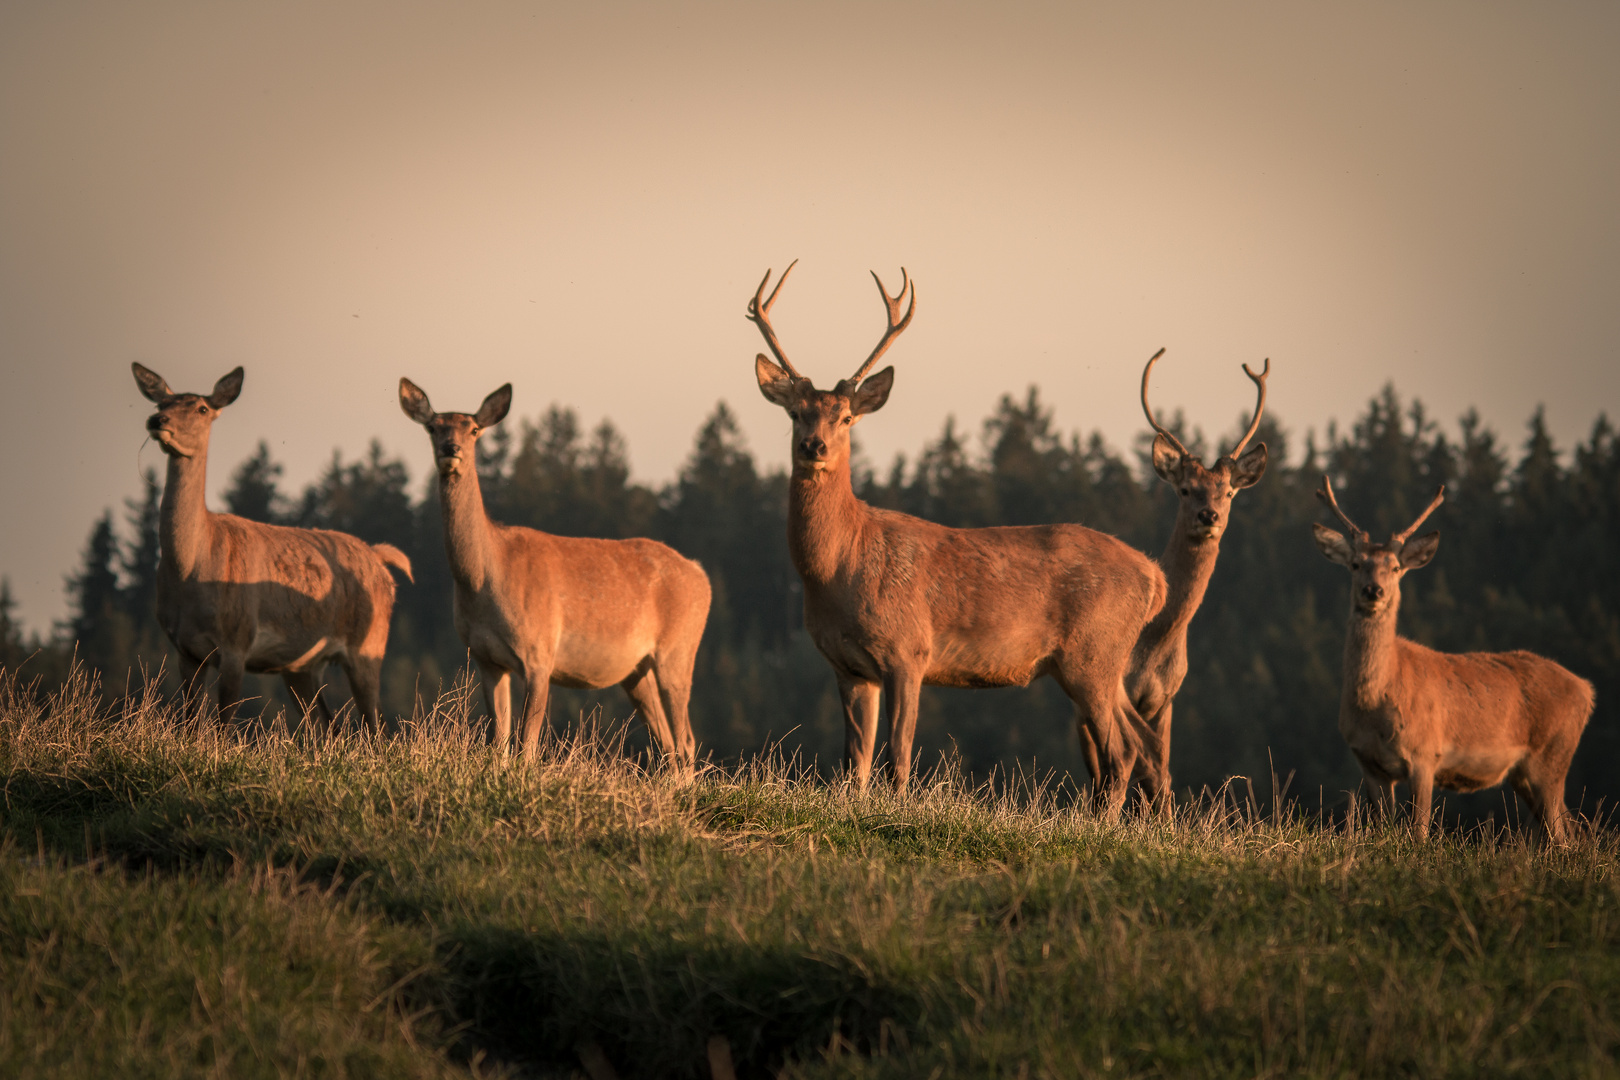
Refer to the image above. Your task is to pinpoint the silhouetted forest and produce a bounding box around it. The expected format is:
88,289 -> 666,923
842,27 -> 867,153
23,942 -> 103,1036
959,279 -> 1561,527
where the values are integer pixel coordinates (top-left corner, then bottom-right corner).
6,385 -> 1616,816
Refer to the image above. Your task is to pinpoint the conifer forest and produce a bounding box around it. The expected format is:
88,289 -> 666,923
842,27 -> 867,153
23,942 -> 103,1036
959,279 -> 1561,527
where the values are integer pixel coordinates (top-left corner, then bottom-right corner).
8,383 -> 1617,820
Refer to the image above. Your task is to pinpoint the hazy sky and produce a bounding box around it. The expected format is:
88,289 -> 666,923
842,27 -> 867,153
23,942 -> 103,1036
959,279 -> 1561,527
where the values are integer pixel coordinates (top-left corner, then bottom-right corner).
2,1 -> 1617,633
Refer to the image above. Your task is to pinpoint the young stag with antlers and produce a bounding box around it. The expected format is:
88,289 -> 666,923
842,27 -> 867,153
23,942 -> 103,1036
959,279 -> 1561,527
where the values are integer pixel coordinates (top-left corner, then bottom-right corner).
132,363 -> 413,728
749,262 -> 1167,811
399,380 -> 711,770
1092,349 -> 1270,806
1314,477 -> 1593,841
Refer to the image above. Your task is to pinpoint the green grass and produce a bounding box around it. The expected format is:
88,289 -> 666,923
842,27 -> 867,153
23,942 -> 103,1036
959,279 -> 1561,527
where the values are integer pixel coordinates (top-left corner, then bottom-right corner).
2,667 -> 1618,1078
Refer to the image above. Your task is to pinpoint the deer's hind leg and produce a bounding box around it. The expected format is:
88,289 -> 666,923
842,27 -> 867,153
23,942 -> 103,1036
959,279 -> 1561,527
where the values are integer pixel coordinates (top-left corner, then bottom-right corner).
651,637 -> 700,775
1054,671 -> 1141,821
1511,742 -> 1577,845
338,653 -> 386,736
622,664 -> 683,775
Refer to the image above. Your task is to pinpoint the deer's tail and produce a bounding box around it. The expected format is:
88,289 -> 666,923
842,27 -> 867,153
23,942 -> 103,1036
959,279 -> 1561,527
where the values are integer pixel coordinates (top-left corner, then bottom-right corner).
372,543 -> 414,583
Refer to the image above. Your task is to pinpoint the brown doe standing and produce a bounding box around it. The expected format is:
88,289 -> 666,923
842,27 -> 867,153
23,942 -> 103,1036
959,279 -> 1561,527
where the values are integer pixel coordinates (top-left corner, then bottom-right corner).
1097,348 -> 1270,807
1314,476 -> 1593,841
132,363 -> 413,728
748,262 -> 1168,811
398,379 -> 711,771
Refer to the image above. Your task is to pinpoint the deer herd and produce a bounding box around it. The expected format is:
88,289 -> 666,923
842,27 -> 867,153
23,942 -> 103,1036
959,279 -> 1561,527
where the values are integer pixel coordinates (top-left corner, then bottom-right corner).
126,264 -> 1595,842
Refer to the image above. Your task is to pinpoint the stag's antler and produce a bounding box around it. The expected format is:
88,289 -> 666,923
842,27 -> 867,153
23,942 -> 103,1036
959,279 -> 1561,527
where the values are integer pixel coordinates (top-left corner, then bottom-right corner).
1140,348 -> 1191,458
1392,486 -> 1446,544
1317,475 -> 1368,541
748,261 -> 803,380
847,268 -> 915,386
1228,357 -> 1270,459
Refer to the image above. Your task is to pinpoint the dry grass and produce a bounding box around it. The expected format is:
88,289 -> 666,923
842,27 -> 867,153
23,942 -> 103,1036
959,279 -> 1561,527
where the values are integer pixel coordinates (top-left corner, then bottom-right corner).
3,664 -> 1618,1078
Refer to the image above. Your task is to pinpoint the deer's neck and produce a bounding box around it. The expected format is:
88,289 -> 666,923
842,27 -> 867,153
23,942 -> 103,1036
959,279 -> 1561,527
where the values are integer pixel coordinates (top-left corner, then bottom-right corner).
787,462 -> 868,584
1343,606 -> 1401,708
437,468 -> 498,591
159,447 -> 214,578
1139,526 -> 1222,655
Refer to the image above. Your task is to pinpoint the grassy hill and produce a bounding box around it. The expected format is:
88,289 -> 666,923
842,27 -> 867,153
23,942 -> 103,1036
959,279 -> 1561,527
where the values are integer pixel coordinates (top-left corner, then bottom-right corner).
2,667 -> 1617,1078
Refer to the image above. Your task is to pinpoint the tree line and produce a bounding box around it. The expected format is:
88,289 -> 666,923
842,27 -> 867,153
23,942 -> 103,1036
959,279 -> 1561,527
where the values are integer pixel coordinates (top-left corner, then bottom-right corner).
7,384 -> 1616,816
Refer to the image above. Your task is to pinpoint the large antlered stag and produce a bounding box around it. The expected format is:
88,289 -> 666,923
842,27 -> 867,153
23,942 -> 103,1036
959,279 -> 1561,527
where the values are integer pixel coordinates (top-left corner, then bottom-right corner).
748,262 -> 1168,811
132,363 -> 413,728
398,379 -> 711,772
1092,349 -> 1270,807
1313,477 -> 1594,841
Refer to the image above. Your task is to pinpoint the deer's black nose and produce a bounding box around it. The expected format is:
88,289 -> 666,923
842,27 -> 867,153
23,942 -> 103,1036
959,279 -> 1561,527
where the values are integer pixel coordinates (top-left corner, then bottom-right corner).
1361,583 -> 1384,602
146,415 -> 163,432
1197,508 -> 1219,527
798,436 -> 827,460
438,439 -> 461,458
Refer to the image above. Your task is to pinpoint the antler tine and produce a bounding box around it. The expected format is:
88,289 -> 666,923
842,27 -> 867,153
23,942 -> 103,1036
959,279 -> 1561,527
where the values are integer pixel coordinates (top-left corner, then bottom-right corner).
1392,485 -> 1446,544
1229,357 -> 1271,458
1139,347 -> 1191,458
747,261 -> 804,379
848,267 -> 916,385
1316,475 -> 1367,540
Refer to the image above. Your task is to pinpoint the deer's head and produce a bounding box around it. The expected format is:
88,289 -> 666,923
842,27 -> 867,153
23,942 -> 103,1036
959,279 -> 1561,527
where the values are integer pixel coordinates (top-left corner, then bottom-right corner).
750,262 -> 914,476
1140,349 -> 1269,544
132,363 -> 243,459
1313,476 -> 1443,618
398,378 -> 512,478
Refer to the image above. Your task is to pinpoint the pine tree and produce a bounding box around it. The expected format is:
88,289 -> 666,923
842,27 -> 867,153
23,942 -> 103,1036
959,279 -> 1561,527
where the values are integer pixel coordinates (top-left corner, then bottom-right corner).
224,440 -> 287,523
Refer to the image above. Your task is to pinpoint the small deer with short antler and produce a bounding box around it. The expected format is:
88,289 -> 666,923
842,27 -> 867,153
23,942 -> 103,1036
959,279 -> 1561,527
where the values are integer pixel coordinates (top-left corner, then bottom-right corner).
1314,477 -> 1593,841
132,363 -> 413,728
399,379 -> 711,771
1092,348 -> 1269,808
749,262 -> 1167,812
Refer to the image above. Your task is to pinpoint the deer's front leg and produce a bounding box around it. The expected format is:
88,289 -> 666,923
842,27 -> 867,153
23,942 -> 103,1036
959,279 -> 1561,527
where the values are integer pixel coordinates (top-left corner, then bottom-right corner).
517,664 -> 552,755
178,652 -> 207,719
1409,767 -> 1435,840
883,667 -> 925,796
838,675 -> 880,792
478,662 -> 514,753
216,653 -> 247,726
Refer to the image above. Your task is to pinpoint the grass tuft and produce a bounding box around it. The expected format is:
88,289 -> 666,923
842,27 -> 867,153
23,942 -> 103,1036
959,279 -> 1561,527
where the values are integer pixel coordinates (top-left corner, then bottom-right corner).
3,663 -> 1618,1077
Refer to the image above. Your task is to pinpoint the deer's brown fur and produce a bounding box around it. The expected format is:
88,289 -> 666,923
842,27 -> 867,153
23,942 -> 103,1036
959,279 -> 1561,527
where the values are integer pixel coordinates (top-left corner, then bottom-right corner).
1095,349 -> 1269,807
132,363 -> 412,728
399,379 -> 710,771
749,264 -> 1167,810
1314,478 -> 1594,841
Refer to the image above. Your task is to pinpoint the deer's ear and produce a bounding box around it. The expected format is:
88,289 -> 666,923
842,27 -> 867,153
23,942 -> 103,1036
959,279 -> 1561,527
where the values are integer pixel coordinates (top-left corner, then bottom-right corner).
1231,442 -> 1267,488
132,363 -> 172,403
399,378 -> 436,425
475,384 -> 512,428
850,366 -> 893,416
1151,433 -> 1184,483
756,354 -> 797,408
1400,531 -> 1440,570
1313,523 -> 1357,566
208,367 -> 244,409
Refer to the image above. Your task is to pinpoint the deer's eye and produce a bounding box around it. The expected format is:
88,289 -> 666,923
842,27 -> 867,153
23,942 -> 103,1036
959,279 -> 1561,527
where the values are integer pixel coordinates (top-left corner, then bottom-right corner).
1179,487 -> 1189,496
197,405 -> 208,414
842,416 -> 853,425
1350,561 -> 1361,570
